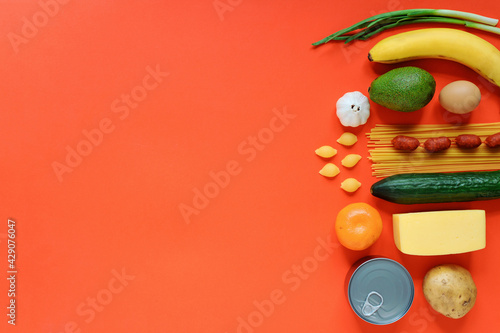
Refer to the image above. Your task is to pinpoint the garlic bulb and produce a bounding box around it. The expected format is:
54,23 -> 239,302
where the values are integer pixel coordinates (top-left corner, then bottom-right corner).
336,91 -> 370,127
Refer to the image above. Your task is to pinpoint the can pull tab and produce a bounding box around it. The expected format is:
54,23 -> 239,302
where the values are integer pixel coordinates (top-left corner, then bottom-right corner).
361,291 -> 384,317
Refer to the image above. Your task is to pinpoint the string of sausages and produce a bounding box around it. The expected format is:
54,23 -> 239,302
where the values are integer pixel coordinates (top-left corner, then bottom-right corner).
392,132 -> 500,153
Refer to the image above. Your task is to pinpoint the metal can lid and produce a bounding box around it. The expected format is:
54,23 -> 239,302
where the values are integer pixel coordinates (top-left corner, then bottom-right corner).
348,258 -> 414,325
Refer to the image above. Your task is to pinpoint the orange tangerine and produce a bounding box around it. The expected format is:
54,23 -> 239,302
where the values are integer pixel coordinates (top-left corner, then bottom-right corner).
335,203 -> 383,251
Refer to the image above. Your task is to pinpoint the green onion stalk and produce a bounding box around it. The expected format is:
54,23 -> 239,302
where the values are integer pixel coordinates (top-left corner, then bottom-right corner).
313,9 -> 500,45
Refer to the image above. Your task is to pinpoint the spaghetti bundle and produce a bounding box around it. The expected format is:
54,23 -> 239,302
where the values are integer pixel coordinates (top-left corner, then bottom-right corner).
367,123 -> 500,177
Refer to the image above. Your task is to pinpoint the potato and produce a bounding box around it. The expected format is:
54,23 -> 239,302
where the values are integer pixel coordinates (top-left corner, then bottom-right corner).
423,264 -> 477,319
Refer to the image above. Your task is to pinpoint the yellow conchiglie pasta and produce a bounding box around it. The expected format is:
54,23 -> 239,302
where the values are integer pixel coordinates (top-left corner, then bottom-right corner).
341,154 -> 362,168
319,163 -> 340,178
337,132 -> 358,146
315,145 -> 337,158
341,178 -> 361,192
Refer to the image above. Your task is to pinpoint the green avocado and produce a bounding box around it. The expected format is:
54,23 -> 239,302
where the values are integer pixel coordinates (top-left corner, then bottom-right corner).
369,66 -> 436,112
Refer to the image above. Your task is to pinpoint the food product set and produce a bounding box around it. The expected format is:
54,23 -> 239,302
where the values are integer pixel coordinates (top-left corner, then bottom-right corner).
313,8 -> 500,325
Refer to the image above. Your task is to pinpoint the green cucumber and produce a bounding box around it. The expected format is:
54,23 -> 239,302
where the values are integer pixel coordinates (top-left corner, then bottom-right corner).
370,170 -> 500,204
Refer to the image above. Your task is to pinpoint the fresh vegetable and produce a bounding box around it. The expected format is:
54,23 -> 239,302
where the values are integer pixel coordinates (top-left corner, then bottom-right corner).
370,170 -> 500,204
485,132 -> 500,148
439,80 -> 481,114
313,9 -> 500,45
341,154 -> 362,168
423,137 -> 451,153
337,132 -> 357,146
336,91 -> 370,127
391,135 -> 420,151
369,67 -> 436,112
393,210 -> 486,255
319,163 -> 340,178
368,28 -> 500,87
335,203 -> 382,250
315,145 -> 337,158
455,134 -> 482,149
423,264 -> 477,319
341,178 -> 361,193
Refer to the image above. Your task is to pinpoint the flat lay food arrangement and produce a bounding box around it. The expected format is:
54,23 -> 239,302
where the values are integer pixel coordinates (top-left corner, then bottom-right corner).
314,8 -> 500,325
6,2 -> 500,332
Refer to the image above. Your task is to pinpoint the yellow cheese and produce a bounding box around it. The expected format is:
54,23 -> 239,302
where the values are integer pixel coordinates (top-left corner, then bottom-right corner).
393,210 -> 486,255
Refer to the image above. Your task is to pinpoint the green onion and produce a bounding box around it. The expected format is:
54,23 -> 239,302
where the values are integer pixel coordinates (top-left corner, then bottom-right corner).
313,9 -> 500,45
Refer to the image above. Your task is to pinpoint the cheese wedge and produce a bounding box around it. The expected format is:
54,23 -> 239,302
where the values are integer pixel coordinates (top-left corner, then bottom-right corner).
393,210 -> 486,255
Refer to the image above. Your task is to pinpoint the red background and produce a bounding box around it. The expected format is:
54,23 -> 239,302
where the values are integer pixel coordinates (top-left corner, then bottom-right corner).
1,0 -> 500,332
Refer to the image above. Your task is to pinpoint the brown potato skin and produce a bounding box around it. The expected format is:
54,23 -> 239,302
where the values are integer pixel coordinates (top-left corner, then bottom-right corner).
485,132 -> 500,148
423,264 -> 477,319
455,134 -> 482,149
391,135 -> 420,151
423,137 -> 452,153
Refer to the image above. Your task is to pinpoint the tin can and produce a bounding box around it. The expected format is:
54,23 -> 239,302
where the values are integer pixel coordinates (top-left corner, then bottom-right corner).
345,257 -> 414,325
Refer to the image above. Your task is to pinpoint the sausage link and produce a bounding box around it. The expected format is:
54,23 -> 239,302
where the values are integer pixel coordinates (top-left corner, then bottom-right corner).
485,132 -> 500,148
391,135 -> 420,151
455,134 -> 482,149
423,137 -> 451,153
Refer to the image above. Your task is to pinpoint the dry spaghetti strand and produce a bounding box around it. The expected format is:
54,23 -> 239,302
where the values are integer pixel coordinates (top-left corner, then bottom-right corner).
367,123 -> 500,177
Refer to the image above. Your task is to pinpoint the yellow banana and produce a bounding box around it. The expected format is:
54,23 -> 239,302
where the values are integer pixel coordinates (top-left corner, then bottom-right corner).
368,28 -> 500,87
